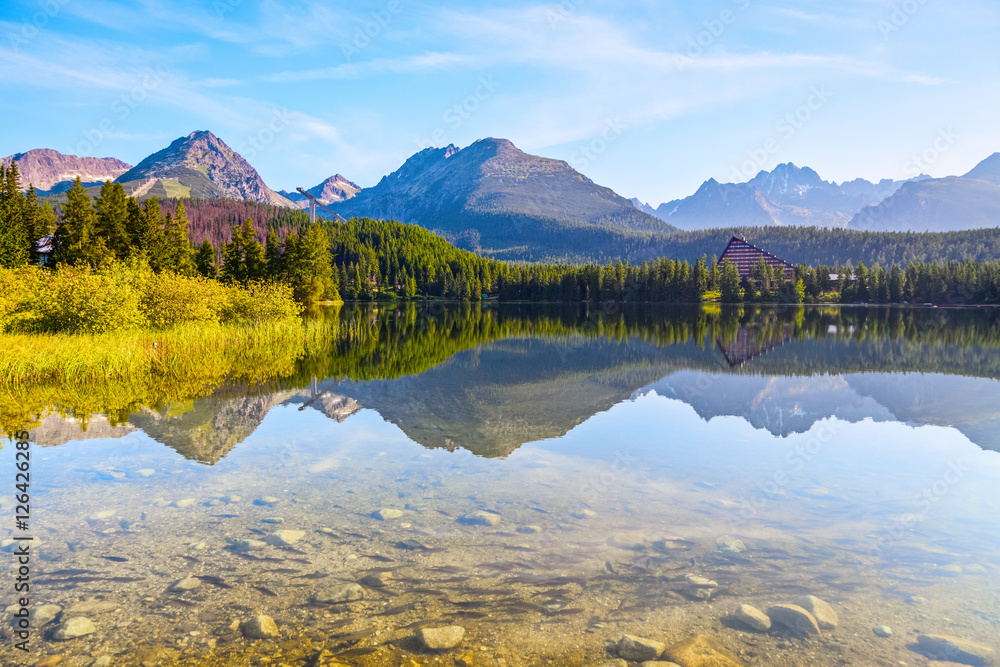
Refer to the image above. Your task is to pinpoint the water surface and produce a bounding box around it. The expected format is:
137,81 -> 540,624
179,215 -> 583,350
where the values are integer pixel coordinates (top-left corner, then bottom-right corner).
3,305 -> 999,666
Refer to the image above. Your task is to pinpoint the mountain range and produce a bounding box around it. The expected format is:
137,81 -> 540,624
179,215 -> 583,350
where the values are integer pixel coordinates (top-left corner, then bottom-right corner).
847,153 -> 1000,232
631,163 -> 930,230
5,132 -> 999,255
328,137 -> 670,257
0,148 -> 130,194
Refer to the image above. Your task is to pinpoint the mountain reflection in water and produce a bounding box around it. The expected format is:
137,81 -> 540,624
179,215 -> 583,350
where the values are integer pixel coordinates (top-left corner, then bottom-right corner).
22,304 -> 1000,459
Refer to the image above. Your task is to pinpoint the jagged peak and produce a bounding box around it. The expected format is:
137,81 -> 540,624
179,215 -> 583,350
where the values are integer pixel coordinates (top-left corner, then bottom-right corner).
964,152 -> 1000,184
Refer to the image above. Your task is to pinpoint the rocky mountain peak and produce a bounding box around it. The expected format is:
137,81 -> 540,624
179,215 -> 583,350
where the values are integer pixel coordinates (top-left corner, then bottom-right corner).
0,148 -> 131,193
115,131 -> 293,207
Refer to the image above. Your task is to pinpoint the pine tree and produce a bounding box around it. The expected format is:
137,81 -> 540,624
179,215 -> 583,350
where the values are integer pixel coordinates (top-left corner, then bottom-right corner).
242,219 -> 265,281
95,181 -> 130,259
265,226 -> 282,279
164,201 -> 194,274
720,260 -> 742,303
53,177 -> 104,267
0,163 -> 29,267
194,239 -> 217,278
141,197 -> 168,271
221,219 -> 264,285
889,264 -> 905,302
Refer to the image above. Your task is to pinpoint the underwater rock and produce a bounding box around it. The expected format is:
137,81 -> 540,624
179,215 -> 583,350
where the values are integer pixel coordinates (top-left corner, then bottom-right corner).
793,595 -> 838,629
417,625 -> 465,650
617,633 -> 667,661
732,604 -> 771,632
767,604 -> 820,635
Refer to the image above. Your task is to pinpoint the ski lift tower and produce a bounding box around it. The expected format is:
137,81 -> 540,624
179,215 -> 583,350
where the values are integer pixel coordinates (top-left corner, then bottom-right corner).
296,188 -> 347,224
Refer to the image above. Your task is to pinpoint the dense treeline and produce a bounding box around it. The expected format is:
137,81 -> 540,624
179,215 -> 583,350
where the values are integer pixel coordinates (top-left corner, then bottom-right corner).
0,164 -> 58,267
4,183 -> 1000,306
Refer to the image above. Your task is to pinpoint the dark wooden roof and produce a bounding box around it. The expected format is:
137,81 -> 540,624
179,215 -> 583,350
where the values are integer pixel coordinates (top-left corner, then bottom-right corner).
717,236 -> 794,270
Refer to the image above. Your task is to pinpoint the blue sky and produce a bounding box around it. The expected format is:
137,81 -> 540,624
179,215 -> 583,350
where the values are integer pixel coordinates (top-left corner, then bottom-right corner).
1,0 -> 998,203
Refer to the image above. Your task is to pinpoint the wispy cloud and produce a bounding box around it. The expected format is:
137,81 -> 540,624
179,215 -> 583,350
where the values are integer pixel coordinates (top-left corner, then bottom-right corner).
262,52 -> 471,83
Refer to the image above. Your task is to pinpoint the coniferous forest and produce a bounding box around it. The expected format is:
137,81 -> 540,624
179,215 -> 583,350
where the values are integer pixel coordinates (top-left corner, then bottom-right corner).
2,168 -> 1000,323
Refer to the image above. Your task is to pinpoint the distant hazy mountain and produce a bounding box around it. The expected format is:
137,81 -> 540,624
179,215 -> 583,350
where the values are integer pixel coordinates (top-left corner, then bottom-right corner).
1,148 -> 131,193
637,163 -> 926,230
332,138 -> 672,258
848,153 -> 1000,232
114,130 -> 294,207
280,174 -> 361,209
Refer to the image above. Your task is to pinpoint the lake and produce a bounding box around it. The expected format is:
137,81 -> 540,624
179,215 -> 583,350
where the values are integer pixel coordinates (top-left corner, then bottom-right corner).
3,304 -> 999,666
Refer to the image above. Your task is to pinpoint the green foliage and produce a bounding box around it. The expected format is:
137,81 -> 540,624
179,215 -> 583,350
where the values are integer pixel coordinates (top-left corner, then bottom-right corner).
0,261 -> 301,335
221,218 -> 265,285
53,177 -> 105,267
195,239 -> 217,278
95,180 -> 130,259
0,164 -> 30,268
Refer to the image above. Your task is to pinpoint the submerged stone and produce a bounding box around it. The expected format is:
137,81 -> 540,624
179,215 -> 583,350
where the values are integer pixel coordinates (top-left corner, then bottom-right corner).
767,604 -> 820,635
663,634 -> 745,667
793,595 -> 838,629
29,604 -> 63,626
732,604 -> 770,632
242,615 -> 279,639
372,508 -> 404,520
233,539 -> 267,552
458,511 -> 501,526
169,576 -> 200,592
873,626 -> 893,638
311,584 -> 364,604
916,634 -> 995,666
418,625 -> 465,650
617,633 -> 666,661
53,616 -> 96,641
715,535 -> 747,555
265,530 -> 305,546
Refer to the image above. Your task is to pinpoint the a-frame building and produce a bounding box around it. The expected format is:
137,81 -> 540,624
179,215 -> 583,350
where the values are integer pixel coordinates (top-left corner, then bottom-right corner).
718,236 -> 795,280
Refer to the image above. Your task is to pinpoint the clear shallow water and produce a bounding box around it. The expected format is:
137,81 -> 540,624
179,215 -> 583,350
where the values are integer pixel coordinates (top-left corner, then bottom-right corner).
2,305 -> 1000,666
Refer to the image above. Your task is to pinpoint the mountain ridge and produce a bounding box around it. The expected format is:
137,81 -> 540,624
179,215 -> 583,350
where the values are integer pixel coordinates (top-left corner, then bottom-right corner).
114,130 -> 294,208
634,163 -> 928,230
1,148 -> 131,193
848,153 -> 1000,232
330,137 -> 673,258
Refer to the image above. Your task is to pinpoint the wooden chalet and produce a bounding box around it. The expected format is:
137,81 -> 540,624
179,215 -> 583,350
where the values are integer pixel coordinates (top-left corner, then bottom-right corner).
35,234 -> 54,266
718,236 -> 795,280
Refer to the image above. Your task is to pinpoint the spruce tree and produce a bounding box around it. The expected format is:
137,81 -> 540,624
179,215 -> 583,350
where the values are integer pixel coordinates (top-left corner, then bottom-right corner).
164,201 -> 195,274
194,239 -> 217,278
265,226 -> 282,279
0,163 -> 29,267
141,197 -> 167,271
95,181 -> 130,259
53,177 -> 104,267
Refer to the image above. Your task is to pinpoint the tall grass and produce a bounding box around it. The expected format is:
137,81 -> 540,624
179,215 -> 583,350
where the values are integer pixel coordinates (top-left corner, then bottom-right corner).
0,262 -> 345,438
0,317 -> 344,438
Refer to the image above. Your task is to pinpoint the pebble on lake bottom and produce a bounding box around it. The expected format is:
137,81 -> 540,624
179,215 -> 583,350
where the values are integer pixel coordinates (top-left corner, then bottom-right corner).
873,625 -> 893,638
417,625 -> 465,650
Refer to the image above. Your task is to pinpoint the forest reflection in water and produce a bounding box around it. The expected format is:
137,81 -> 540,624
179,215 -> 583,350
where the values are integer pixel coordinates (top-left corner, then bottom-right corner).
2,304 -> 999,666
13,302 -> 1000,457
